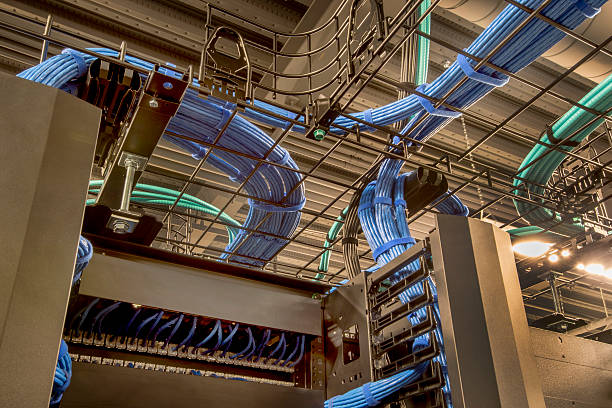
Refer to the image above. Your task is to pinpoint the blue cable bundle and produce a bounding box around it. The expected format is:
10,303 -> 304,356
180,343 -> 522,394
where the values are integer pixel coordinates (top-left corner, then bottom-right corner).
239,0 -> 604,144
18,49 -> 305,267
50,340 -> 72,406
326,1 -> 604,407
73,235 -> 93,284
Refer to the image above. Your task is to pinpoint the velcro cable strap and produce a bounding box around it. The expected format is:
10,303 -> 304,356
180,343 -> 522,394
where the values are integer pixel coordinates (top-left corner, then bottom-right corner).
363,382 -> 380,407
373,237 -> 416,261
215,103 -> 234,129
415,85 -> 462,118
62,49 -> 87,78
456,53 -> 509,87
248,198 -> 306,213
545,125 -> 580,147
364,108 -> 373,125
374,197 -> 393,206
342,237 -> 359,245
570,0 -> 600,17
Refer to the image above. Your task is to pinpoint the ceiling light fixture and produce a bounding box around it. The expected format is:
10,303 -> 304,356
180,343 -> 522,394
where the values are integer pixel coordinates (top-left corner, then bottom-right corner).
548,254 -> 559,262
561,249 -> 570,257
512,241 -> 553,257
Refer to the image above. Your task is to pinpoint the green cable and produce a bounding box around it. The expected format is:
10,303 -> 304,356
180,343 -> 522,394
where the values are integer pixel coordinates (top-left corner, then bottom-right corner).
87,180 -> 241,244
316,6 -> 432,278
513,73 -> 612,236
316,206 -> 349,279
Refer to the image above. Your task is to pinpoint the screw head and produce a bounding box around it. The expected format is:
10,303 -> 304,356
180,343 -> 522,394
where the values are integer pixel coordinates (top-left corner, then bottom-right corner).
149,98 -> 159,108
112,220 -> 130,234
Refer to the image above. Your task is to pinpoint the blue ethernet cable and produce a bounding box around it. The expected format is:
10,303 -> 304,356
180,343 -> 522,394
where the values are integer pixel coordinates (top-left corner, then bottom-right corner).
163,313 -> 184,349
252,329 -> 271,362
287,335 -> 306,368
230,327 -> 254,359
220,323 -> 241,358
280,335 -> 301,367
175,317 -> 197,351
151,316 -> 179,345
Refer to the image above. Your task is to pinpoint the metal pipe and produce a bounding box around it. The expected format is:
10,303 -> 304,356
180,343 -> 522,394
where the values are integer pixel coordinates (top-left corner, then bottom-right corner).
39,14 -> 53,63
438,0 -> 612,82
120,160 -> 137,213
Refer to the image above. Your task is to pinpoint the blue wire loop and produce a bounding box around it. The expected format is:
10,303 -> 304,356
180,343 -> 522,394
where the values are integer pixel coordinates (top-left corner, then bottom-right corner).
414,84 -> 462,119
456,53 -> 509,87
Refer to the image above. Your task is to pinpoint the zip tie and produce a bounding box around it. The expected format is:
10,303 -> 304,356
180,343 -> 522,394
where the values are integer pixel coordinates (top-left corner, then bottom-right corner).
545,125 -> 580,148
248,198 -> 306,213
373,237 -> 416,261
363,382 -> 380,407
570,0 -> 600,18
414,85 -> 462,118
394,199 -> 407,207
215,107 -> 233,130
62,49 -> 87,78
456,53 -> 509,87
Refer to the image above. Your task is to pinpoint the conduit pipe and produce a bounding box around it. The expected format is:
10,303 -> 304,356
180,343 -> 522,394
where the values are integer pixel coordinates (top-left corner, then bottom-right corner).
439,0 -> 612,82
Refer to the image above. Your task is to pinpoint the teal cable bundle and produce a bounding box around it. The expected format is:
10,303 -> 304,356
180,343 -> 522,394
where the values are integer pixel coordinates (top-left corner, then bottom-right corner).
513,73 -> 612,236
87,180 -> 241,244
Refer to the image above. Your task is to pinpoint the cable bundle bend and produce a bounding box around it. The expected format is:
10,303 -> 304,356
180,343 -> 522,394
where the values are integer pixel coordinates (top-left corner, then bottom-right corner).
18,49 -> 305,267
241,0 -> 605,146
50,339 -> 72,405
513,73 -> 612,236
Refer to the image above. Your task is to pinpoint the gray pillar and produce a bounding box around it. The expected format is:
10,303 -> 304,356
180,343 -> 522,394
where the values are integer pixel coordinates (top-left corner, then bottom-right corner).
0,73 -> 100,407
430,214 -> 546,408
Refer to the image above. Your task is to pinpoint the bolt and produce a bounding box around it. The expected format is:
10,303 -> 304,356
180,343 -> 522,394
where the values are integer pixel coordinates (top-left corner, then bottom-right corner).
443,59 -> 452,68
149,98 -> 159,108
162,81 -> 173,90
112,219 -> 130,234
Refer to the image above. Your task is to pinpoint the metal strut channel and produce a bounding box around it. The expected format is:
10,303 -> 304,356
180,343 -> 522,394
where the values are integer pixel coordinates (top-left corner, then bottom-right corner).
94,66 -> 189,229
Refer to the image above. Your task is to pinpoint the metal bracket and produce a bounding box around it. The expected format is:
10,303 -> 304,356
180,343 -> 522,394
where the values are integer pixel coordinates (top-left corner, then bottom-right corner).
347,0 -> 386,79
305,96 -> 340,141
201,26 -> 252,103
95,67 -> 189,210
81,58 -> 141,168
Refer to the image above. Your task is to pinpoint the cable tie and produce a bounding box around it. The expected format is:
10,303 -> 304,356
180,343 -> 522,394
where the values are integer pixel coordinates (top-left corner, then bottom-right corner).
373,197 -> 393,206
342,237 -> 359,245
394,199 -> 407,207
228,170 -> 248,183
215,106 -> 233,130
569,0 -> 600,17
372,237 -> 416,261
362,382 -> 380,407
62,49 -> 87,78
545,125 -> 580,147
364,108 -> 373,125
248,198 -> 306,213
414,84 -> 462,118
275,148 -> 291,166
456,53 -> 509,87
